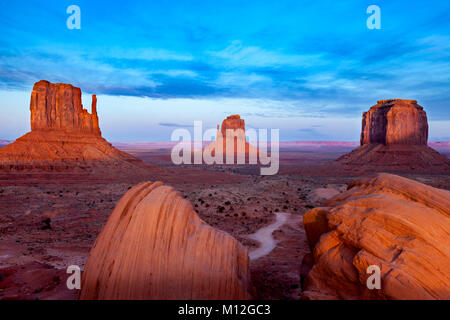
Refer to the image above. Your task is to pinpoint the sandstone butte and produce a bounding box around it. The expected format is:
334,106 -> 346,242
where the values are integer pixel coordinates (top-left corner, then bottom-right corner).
0,80 -> 146,172
337,99 -> 450,173
204,115 -> 260,163
79,181 -> 252,300
302,173 -> 450,299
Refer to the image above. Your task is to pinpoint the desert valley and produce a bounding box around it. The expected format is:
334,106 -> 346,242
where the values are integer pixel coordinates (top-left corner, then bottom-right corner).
0,81 -> 448,300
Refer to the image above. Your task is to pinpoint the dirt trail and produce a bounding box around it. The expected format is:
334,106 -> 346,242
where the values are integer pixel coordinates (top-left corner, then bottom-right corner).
248,211 -> 309,299
247,212 -> 290,260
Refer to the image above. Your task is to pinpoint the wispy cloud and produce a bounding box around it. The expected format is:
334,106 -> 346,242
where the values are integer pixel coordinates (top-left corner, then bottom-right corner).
297,127 -> 326,138
158,122 -> 194,128
0,0 -> 449,139
209,40 -> 325,68
105,48 -> 194,62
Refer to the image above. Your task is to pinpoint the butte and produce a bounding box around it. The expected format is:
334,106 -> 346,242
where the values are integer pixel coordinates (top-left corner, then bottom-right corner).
337,99 -> 450,173
0,80 -> 155,180
204,115 -> 260,163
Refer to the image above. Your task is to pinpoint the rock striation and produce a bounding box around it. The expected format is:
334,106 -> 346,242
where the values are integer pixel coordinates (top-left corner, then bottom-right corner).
0,80 -> 146,174
220,114 -> 246,137
338,99 -> 450,173
360,99 -> 428,145
30,80 -> 101,135
302,173 -> 450,300
79,181 -> 251,300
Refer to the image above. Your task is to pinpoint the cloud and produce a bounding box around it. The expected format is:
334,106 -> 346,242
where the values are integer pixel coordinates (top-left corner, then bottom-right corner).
158,122 -> 194,128
209,40 -> 325,68
240,112 -> 272,118
296,127 -> 327,139
105,48 -> 194,62
0,1 -> 449,124
214,72 -> 272,87
152,70 -> 198,78
0,48 -> 159,92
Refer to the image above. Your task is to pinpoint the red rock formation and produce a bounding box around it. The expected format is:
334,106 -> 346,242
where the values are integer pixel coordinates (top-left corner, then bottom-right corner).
338,99 -> 450,173
30,80 -> 101,135
302,173 -> 450,300
360,99 -> 428,145
221,114 -> 246,137
91,94 -> 100,135
0,80 -> 147,173
79,181 -> 251,300
204,115 -> 260,163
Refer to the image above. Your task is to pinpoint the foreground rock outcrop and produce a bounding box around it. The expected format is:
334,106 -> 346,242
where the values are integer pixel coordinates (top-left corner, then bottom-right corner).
302,173 -> 450,299
338,99 -> 450,173
204,115 -> 260,163
79,181 -> 251,300
0,80 -> 147,174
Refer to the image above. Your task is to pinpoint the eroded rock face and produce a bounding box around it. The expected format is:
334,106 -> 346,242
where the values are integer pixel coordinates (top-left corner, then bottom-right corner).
204,115 -> 260,162
30,80 -> 100,135
0,80 -> 146,173
302,173 -> 450,300
361,99 -> 428,145
338,100 -> 449,173
221,114 -> 246,137
79,181 -> 251,300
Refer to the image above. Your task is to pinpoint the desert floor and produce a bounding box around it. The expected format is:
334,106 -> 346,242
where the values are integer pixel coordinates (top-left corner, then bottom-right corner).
0,145 -> 449,299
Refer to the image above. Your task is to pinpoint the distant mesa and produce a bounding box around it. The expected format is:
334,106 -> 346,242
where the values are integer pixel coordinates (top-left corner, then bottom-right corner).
337,99 -> 450,173
360,99 -> 427,145
302,173 -> 450,300
79,181 -> 252,300
0,140 -> 11,148
204,115 -> 260,162
0,80 -> 147,173
220,114 -> 246,135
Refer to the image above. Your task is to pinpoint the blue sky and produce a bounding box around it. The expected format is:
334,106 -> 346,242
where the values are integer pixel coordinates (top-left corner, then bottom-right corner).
0,0 -> 449,141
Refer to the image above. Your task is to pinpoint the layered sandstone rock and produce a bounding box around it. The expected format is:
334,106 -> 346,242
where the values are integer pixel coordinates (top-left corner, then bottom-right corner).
0,80 -> 146,173
221,114 -> 246,137
79,181 -> 251,299
204,115 -> 260,163
302,173 -> 450,300
338,99 -> 450,173
360,99 -> 428,145
0,131 -> 142,171
30,80 -> 101,135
